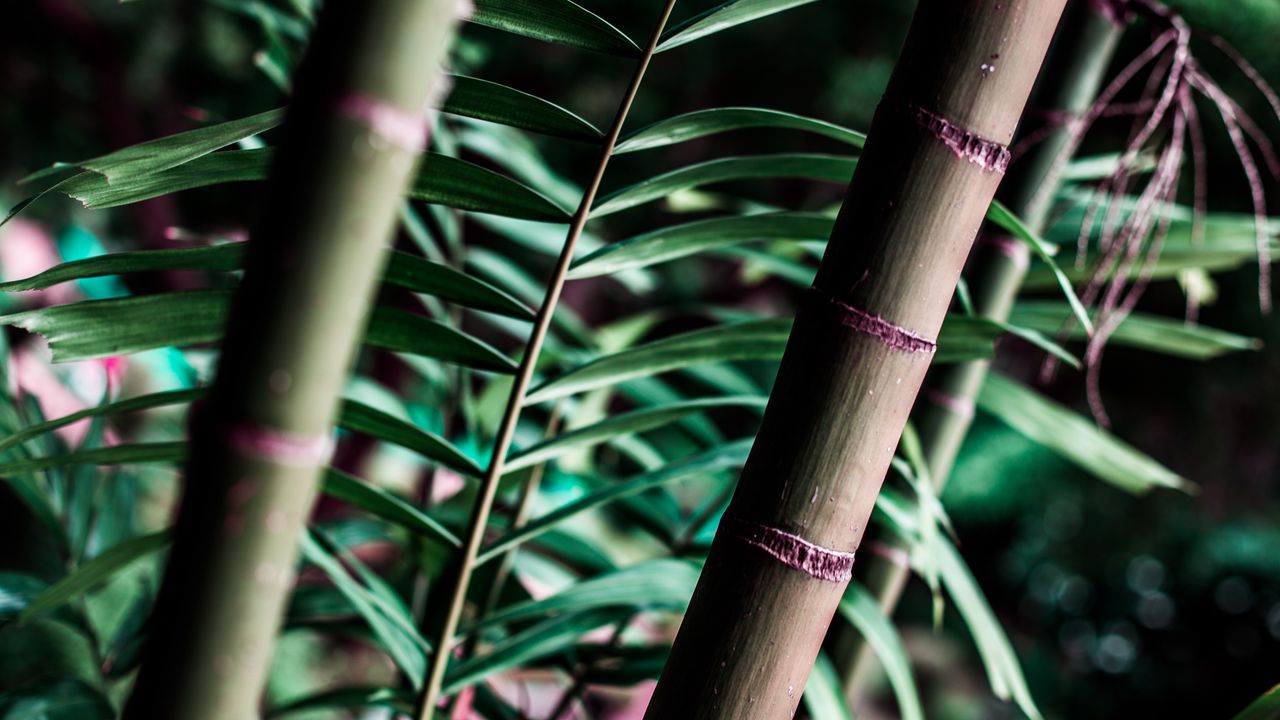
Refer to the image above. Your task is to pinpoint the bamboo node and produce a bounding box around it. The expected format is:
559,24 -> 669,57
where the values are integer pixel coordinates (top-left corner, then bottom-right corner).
336,93 -> 429,153
225,422 -> 334,468
808,288 -> 937,354
902,101 -> 1011,173
724,517 -> 855,583
978,233 -> 1030,271
923,388 -> 976,419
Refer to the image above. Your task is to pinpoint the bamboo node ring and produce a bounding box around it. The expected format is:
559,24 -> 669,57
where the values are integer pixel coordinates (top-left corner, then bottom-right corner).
336,93 -> 429,153
808,288 -> 938,354
725,517 -> 856,583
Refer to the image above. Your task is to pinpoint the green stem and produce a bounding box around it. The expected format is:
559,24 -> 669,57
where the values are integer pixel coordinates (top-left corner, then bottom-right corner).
414,1 -> 682,714
644,1 -> 1066,717
120,3 -> 458,719
834,1 -> 1126,710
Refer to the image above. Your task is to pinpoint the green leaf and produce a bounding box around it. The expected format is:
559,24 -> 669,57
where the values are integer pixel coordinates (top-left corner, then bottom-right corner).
591,154 -> 855,218
52,149 -> 569,223
444,75 -> 601,141
527,315 -> 996,404
17,532 -> 169,624
658,0 -> 821,53
465,559 -> 699,633
0,389 -> 200,455
0,243 -> 531,320
568,212 -> 833,279
615,108 -> 863,154
268,687 -> 410,718
300,531 -> 429,688
987,199 -> 1093,335
1233,684 -> 1280,720
801,652 -> 854,720
22,109 -> 284,186
0,442 -> 187,476
838,583 -> 924,720
505,396 -> 767,472
932,537 -> 1041,720
1008,302 -> 1260,360
470,0 -> 639,56
977,373 -> 1191,494
323,470 -> 460,552
338,400 -> 483,478
0,679 -> 116,720
0,291 -> 516,372
477,440 -> 753,565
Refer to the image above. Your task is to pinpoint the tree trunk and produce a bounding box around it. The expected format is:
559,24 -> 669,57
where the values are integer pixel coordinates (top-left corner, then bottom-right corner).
121,3 -> 458,718
644,1 -> 1067,717
835,0 -> 1126,706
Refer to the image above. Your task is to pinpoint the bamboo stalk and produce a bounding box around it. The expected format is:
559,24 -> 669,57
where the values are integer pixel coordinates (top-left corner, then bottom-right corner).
643,1 -> 1067,716
120,3 -> 458,718
414,1 -> 682,714
834,1 -> 1126,708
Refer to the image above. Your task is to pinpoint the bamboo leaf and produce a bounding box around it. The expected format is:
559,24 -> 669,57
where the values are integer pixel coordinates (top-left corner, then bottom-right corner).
0,389 -> 201,455
0,679 -> 116,720
838,583 -> 924,720
50,149 -> 569,223
614,108 -> 863,154
444,75 -> 601,141
800,652 -> 855,720
21,109 -> 284,186
657,0 -> 821,53
477,440 -> 753,565
17,532 -> 169,624
338,400 -> 483,478
465,559 -> 699,633
568,212 -> 833,279
986,199 -> 1093,335
591,154 -> 855,218
1232,684 -> 1280,720
526,316 -> 997,404
0,291 -> 516,372
469,0 -> 639,56
0,244 -> 531,320
0,442 -> 187,476
977,373 -> 1191,494
504,396 -> 767,472
1008,302 -> 1260,359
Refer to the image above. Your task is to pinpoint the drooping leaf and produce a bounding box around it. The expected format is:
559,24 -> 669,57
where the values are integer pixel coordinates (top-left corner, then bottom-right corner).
469,0 -> 639,56
49,149 -> 568,223
568,212 -> 833,278
0,389 -> 200,455
977,373 -> 1191,494
0,291 -> 516,372
17,532 -> 169,624
837,583 -> 924,720
591,154 -> 855,218
615,108 -> 863,154
478,440 -> 753,565
657,0 -> 821,53
1008,302 -> 1260,360
986,199 -> 1093,335
505,396 -> 767,472
801,652 -> 855,720
0,442 -> 187,476
323,470 -> 461,552
444,75 -> 601,141
22,109 -> 283,186
465,559 -> 699,633
338,400 -> 483,477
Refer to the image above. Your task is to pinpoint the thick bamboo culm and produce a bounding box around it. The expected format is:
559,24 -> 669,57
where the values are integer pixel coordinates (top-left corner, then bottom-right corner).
644,1 -> 1067,717
121,2 -> 457,719
836,0 -> 1126,707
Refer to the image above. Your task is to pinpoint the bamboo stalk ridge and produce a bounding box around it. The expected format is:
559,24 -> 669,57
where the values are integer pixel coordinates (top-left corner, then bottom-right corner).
121,3 -> 459,718
834,2 -> 1127,706
644,1 -> 1068,717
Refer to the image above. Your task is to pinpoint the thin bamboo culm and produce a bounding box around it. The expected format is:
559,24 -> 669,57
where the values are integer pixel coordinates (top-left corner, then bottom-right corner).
645,1 -> 1067,717
835,0 -> 1126,707
121,2 -> 458,718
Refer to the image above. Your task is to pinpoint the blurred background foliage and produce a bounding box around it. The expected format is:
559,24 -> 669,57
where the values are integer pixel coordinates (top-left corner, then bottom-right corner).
0,1 -> 1277,719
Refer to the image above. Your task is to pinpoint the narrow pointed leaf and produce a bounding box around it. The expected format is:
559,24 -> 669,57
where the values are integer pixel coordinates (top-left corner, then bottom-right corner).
17,532 -> 170,623
444,75 -> 601,141
52,149 -> 568,222
658,0 -> 821,53
469,0 -> 639,56
801,653 -> 854,720
0,389 -> 201,455
838,583 -> 924,720
568,212 -> 833,278
338,400 -> 483,477
505,396 -> 767,472
1232,684 -> 1280,720
1008,302 -> 1260,359
383,250 -> 534,319
616,107 -> 862,154
977,373 -> 1190,494
987,199 -> 1093,335
591,154 -> 855,218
